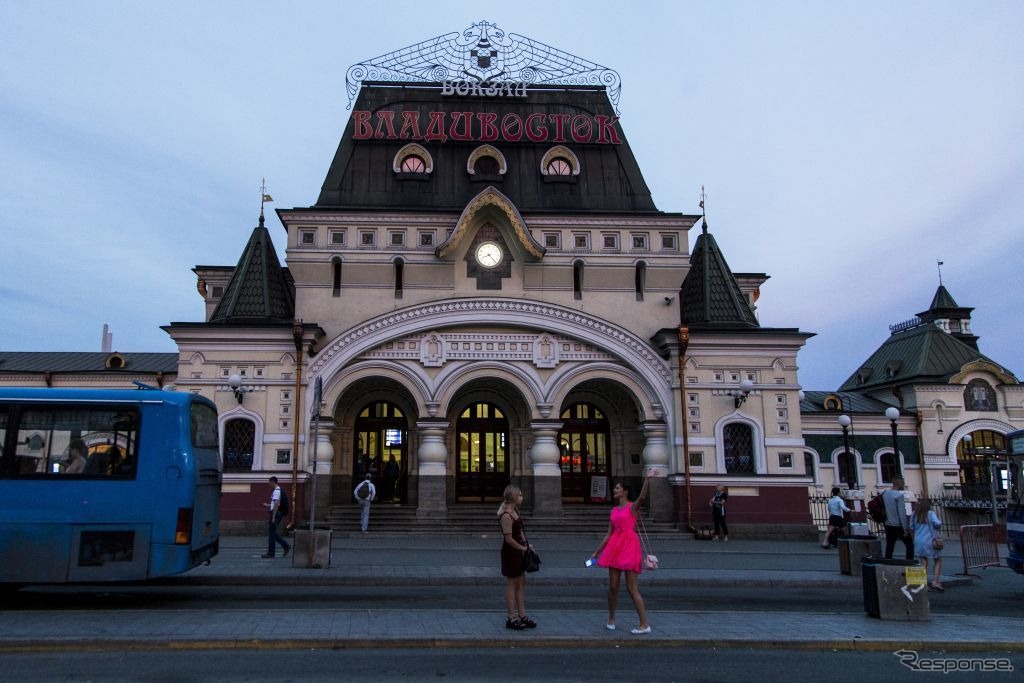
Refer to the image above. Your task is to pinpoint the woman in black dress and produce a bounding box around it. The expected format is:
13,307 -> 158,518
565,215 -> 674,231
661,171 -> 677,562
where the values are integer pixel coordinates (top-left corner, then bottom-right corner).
498,484 -> 536,630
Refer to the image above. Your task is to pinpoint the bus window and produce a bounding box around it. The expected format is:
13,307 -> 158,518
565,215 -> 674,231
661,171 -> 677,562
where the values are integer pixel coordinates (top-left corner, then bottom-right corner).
191,403 -> 218,449
14,406 -> 140,478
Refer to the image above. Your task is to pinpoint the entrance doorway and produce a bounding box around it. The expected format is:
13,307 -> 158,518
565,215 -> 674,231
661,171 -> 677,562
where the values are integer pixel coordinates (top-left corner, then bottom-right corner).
559,403 -> 610,502
456,402 -> 509,502
353,401 -> 407,503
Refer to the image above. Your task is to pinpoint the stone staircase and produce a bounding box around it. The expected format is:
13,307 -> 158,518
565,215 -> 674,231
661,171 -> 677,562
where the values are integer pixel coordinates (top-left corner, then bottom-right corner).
323,503 -> 679,535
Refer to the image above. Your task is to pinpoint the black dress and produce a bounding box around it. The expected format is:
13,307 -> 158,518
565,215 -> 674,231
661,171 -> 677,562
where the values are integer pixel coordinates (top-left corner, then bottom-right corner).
500,511 -> 526,578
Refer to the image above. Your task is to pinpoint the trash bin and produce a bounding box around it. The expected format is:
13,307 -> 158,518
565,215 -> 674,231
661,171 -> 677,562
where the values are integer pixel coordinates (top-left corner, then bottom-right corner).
837,535 -> 881,575
861,556 -> 930,621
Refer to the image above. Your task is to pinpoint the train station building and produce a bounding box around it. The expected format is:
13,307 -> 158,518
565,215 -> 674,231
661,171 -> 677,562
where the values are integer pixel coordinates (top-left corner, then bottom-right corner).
4,23 -> 1020,533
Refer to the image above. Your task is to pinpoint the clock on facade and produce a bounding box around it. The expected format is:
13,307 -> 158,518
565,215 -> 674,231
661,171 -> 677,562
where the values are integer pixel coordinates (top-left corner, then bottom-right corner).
475,242 -> 503,268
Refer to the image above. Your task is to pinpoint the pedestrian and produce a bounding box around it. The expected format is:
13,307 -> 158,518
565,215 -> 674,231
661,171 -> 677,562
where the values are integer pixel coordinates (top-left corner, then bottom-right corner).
353,472 -> 376,533
498,484 -> 537,630
261,476 -> 290,558
822,486 -> 851,548
384,455 -> 400,502
911,497 -> 944,591
882,476 -> 913,560
64,439 -> 87,474
709,484 -> 729,541
591,472 -> 653,634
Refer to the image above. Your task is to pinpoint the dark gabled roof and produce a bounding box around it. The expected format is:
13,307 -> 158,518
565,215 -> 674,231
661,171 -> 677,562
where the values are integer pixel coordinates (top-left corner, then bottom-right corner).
838,322 -> 1012,391
209,215 -> 295,324
799,390 -> 896,415
679,220 -> 759,329
316,83 -> 658,213
0,352 -> 178,373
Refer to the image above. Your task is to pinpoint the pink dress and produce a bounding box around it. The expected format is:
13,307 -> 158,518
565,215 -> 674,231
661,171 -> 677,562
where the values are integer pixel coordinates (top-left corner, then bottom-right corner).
597,504 -> 642,573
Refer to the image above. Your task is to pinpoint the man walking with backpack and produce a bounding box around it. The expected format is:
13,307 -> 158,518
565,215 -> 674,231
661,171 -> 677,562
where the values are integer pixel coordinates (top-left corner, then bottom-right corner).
262,476 -> 291,558
354,473 -> 376,533
882,476 -> 913,560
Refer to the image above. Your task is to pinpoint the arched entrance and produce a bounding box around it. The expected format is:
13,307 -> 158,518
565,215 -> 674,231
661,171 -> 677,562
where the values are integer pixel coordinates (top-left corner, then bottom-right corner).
353,401 -> 408,503
559,402 -> 610,502
957,429 -> 1008,499
455,402 -> 509,502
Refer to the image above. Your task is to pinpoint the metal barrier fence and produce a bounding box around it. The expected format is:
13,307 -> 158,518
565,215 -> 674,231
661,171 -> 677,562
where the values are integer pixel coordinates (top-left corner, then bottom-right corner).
959,524 -> 1002,576
809,495 -> 996,537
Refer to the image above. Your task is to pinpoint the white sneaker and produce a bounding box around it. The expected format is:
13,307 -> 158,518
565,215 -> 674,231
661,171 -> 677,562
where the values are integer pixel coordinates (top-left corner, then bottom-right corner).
605,623 -> 616,631
631,626 -> 652,634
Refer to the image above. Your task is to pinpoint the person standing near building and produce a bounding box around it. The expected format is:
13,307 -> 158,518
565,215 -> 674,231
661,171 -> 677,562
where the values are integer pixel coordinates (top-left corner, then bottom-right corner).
709,484 -> 729,541
822,486 -> 851,548
911,497 -> 944,591
591,472 -> 654,634
384,455 -> 400,502
882,476 -> 913,560
498,484 -> 536,630
261,476 -> 290,558
353,473 -> 376,533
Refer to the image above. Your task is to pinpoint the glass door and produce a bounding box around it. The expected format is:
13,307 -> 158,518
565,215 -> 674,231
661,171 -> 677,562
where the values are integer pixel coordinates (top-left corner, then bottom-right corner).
456,403 -> 509,502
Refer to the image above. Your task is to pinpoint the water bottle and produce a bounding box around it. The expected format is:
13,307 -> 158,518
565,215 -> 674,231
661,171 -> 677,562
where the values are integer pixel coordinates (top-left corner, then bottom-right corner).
585,556 -> 597,567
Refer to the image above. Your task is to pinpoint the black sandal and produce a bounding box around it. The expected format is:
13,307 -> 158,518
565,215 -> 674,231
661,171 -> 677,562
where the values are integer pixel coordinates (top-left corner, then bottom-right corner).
518,616 -> 537,628
505,617 -> 525,630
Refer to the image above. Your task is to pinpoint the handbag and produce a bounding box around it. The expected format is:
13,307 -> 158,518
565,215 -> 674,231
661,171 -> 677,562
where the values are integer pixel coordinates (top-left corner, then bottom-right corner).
638,513 -> 659,570
932,536 -> 944,551
521,526 -> 541,573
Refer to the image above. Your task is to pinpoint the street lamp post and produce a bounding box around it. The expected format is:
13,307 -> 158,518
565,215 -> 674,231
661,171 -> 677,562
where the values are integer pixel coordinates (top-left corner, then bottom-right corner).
885,406 -> 901,480
838,414 -> 852,489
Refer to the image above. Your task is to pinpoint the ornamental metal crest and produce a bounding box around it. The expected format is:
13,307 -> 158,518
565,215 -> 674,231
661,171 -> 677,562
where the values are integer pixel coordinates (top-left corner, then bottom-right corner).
345,20 -> 622,113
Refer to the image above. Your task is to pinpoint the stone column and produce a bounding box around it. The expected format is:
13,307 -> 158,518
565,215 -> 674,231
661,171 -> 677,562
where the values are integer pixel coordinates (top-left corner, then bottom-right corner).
306,416 -> 335,525
416,421 -> 448,518
529,421 -> 563,516
641,421 -> 672,522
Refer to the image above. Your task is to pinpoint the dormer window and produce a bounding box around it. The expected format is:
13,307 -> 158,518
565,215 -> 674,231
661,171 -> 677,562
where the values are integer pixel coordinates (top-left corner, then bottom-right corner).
400,155 -> 426,173
393,143 -> 433,179
546,158 -> 572,175
466,144 -> 507,179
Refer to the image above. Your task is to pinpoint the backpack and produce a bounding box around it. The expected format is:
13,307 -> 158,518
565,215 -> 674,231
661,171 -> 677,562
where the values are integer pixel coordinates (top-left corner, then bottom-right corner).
867,492 -> 886,524
357,481 -> 371,500
278,489 -> 290,516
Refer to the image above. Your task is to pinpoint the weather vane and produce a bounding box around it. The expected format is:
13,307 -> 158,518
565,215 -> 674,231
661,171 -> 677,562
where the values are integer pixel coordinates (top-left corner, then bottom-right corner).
260,177 -> 273,220
936,259 -> 944,286
345,21 -> 622,113
699,186 -> 707,233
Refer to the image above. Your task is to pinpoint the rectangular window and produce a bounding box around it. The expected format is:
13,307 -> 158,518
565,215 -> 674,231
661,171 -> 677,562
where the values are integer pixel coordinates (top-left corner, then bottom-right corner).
360,230 -> 376,247
330,230 -> 346,246
211,286 -> 224,299
778,452 -> 793,468
281,405 -> 290,415
776,395 -> 787,405
689,422 -> 700,433
573,233 -> 590,250
390,231 -> 406,247
746,372 -> 757,382
418,231 -> 435,247
10,405 -> 140,478
689,452 -> 703,467
276,449 -> 291,465
254,368 -> 265,379
779,423 -> 789,434
602,233 -> 620,250
660,233 -> 678,250
544,233 -> 560,248
688,408 -> 700,418
714,372 -> 724,382
729,372 -> 739,382
281,390 -> 291,401
280,419 -> 290,430
220,367 -> 230,378
631,233 -> 649,250
299,230 -> 316,246
687,393 -> 699,404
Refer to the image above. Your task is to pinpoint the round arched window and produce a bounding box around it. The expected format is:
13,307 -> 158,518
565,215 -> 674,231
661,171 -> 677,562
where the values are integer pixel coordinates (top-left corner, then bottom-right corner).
546,158 -> 573,176
400,155 -> 427,173
474,155 -> 500,175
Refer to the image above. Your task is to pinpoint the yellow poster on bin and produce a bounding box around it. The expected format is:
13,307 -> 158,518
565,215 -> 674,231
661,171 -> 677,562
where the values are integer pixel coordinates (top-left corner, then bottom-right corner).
905,566 -> 927,586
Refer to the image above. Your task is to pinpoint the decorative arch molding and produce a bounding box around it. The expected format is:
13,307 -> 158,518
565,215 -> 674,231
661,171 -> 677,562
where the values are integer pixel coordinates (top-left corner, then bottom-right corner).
218,405 -> 266,470
392,143 -> 434,174
713,412 -> 765,474
279,352 -> 296,366
545,361 -> 661,422
322,360 -> 433,420
436,186 -> 545,259
305,298 -> 674,419
949,360 -> 1017,386
466,144 -> 508,175
188,352 -> 206,365
539,145 -> 581,176
433,361 -> 541,418
772,358 -> 786,372
946,418 -> 1014,461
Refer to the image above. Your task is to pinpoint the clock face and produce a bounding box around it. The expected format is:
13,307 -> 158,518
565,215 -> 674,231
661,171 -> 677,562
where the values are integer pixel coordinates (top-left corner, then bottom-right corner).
475,242 -> 503,268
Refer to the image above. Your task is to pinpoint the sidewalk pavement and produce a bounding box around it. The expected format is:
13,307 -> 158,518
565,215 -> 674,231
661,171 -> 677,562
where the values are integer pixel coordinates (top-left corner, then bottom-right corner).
5,534 -> 1020,653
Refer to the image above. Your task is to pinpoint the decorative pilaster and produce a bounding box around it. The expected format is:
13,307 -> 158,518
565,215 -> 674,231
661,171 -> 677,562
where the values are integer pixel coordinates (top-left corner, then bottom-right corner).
529,420 -> 563,516
416,421 -> 449,517
641,421 -> 672,522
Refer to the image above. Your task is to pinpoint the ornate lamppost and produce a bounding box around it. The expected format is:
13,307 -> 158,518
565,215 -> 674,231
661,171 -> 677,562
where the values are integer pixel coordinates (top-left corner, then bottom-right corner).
838,414 -> 853,489
884,406 -> 902,480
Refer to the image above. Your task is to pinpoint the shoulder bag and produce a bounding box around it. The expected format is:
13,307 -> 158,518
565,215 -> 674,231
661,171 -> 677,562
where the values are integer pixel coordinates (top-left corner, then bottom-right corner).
520,523 -> 541,573
638,512 -> 659,570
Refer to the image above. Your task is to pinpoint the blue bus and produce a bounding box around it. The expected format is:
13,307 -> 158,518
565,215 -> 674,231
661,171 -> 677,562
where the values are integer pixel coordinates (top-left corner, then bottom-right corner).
1007,429 -> 1024,574
0,387 -> 220,584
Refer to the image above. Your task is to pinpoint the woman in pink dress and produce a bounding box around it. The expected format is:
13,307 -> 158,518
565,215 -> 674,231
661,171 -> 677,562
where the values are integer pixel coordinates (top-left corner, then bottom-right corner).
591,472 -> 653,634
